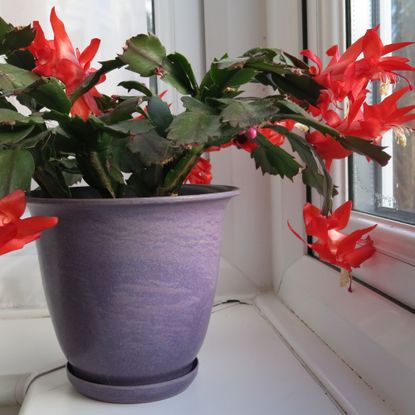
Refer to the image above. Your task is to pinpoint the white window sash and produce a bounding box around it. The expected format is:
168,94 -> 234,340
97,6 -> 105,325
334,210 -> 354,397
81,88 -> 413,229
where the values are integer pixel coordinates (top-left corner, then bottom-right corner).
300,0 -> 415,308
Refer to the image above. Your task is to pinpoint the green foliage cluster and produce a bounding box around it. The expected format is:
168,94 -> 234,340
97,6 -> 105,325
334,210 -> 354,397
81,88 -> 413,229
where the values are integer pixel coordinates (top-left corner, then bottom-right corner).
0,17 -> 390,212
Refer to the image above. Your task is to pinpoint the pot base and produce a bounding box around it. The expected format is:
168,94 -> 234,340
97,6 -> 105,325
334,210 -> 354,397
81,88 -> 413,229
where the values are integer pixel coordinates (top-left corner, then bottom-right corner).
66,359 -> 199,404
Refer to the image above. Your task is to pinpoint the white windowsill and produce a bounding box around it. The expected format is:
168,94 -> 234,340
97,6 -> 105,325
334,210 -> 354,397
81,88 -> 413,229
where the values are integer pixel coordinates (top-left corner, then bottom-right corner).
278,255 -> 415,415
1,292 -> 395,415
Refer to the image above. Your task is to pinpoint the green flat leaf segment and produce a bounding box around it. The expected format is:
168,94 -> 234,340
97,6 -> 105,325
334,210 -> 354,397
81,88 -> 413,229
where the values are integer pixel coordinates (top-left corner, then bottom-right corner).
70,58 -> 124,104
0,25 -> 35,54
271,125 -> 318,171
251,132 -> 300,179
120,33 -> 166,77
6,50 -> 35,71
147,96 -> 173,136
167,112 -> 221,145
301,166 -> 338,198
199,65 -> 257,101
118,80 -> 153,96
181,97 -> 214,113
28,78 -> 71,113
339,136 -> 391,166
0,64 -> 70,113
109,119 -> 154,135
120,35 -> 199,96
0,109 -> 43,125
0,125 -> 35,146
220,99 -> 277,128
0,149 -> 35,197
0,17 -> 13,40
265,125 -> 337,203
0,63 -> 38,92
162,52 -> 198,95
127,132 -> 177,165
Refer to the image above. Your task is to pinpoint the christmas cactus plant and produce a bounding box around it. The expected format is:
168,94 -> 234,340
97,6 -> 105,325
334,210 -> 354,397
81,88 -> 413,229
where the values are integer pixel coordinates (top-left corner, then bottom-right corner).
1,8 -> 414,286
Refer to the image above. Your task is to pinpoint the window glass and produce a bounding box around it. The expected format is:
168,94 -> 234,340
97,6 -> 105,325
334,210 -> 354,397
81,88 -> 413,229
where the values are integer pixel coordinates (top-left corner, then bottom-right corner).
0,0 -> 153,310
0,0 -> 153,95
350,0 -> 415,225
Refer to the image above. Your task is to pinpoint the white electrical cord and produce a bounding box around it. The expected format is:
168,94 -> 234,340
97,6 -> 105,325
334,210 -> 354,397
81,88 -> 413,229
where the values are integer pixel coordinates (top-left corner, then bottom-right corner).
14,360 -> 66,405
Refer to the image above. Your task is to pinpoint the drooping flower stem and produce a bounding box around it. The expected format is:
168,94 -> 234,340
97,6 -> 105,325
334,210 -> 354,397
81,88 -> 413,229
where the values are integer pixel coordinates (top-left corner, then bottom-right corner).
157,145 -> 205,196
314,151 -> 333,216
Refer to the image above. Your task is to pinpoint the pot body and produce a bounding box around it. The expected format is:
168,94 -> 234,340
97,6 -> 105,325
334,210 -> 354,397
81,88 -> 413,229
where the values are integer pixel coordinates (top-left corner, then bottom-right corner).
28,185 -> 238,402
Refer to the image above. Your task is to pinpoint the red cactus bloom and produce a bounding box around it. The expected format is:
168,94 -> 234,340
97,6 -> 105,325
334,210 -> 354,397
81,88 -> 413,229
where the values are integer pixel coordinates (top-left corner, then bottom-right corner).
186,157 -> 213,185
356,86 -> 415,139
28,7 -> 104,120
206,120 -> 294,155
303,27 -> 415,101
0,190 -> 58,256
260,120 -> 296,147
303,28 -> 415,168
289,201 -> 376,274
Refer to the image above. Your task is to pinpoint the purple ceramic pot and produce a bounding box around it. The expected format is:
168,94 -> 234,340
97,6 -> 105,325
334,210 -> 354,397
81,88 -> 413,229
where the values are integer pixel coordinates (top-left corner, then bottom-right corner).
28,184 -> 238,404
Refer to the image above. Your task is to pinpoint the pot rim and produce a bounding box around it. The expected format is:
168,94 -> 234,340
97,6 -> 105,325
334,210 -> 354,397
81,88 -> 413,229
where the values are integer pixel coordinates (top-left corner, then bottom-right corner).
27,184 -> 240,206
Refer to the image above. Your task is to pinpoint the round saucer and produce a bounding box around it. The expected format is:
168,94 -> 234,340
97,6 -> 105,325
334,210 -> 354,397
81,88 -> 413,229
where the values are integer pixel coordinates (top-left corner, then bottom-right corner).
66,358 -> 199,404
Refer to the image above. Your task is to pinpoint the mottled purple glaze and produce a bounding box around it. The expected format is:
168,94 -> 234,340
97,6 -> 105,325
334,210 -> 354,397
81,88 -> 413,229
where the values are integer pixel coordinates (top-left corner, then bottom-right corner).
28,184 -> 238,403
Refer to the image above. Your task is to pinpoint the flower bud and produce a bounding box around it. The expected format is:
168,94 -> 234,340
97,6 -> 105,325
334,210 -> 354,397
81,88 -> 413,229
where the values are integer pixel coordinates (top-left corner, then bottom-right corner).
245,127 -> 257,139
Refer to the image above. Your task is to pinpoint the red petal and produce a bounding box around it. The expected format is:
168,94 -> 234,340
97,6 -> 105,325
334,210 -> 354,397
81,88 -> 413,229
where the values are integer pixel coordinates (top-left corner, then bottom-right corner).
342,241 -> 376,268
337,34 -> 364,66
337,224 -> 377,255
28,21 -> 54,64
301,49 -> 322,74
310,241 -> 339,266
78,38 -> 101,70
50,7 -> 76,62
328,201 -> 352,231
344,93 -> 366,126
287,220 -> 308,245
70,93 -> 101,120
383,41 -> 415,55
0,238 -> 29,256
326,45 -> 339,57
0,216 -> 57,256
362,29 -> 384,61
16,216 -> 58,237
0,224 -> 16,246
185,157 -> 212,184
0,190 -> 26,224
55,59 -> 83,88
303,203 -> 322,224
259,128 -> 285,146
303,204 -> 328,241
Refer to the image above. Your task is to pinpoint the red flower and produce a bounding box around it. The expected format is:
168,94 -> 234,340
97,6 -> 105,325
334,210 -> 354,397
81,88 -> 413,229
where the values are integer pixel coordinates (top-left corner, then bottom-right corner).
354,28 -> 415,85
0,190 -> 58,256
302,28 -> 415,168
259,120 -> 295,146
305,131 -> 351,170
306,86 -> 415,168
28,7 -> 104,120
305,92 -> 365,168
289,201 -> 376,274
303,27 -> 415,101
185,157 -> 213,185
356,86 -> 415,140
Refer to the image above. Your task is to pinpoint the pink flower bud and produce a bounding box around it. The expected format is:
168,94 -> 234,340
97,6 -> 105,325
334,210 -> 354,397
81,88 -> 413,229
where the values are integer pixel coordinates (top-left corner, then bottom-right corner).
154,66 -> 165,77
245,127 -> 257,140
